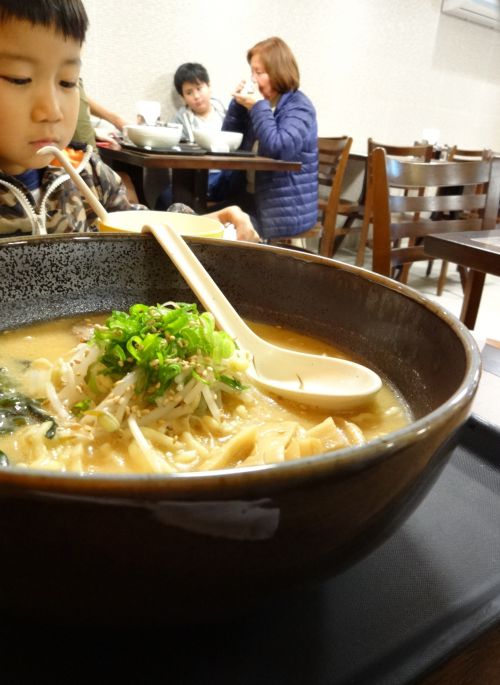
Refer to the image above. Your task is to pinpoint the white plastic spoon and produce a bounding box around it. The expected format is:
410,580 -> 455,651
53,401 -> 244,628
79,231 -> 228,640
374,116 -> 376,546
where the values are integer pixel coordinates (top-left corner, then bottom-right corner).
36,146 -> 382,409
143,222 -> 382,410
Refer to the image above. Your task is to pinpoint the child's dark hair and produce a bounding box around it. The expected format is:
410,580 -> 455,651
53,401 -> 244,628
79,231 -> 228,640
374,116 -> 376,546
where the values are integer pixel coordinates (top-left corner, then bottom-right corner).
173,63 -> 210,95
0,0 -> 88,43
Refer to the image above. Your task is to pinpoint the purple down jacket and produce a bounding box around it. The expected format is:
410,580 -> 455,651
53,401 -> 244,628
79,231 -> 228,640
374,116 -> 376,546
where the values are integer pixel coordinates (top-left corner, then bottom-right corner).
222,89 -> 318,239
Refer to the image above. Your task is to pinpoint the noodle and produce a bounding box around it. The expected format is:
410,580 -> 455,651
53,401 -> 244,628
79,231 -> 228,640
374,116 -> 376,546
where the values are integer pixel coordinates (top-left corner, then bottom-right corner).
0,308 -> 411,474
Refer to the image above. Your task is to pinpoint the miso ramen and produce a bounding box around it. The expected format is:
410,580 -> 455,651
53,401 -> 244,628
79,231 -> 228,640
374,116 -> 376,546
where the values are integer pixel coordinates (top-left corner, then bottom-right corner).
0,303 -> 410,474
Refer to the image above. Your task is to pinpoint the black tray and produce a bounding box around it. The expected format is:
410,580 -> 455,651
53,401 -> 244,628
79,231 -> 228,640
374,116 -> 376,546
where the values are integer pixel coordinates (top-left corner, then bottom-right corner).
121,141 -> 207,156
1,416 -> 499,684
206,149 -> 257,157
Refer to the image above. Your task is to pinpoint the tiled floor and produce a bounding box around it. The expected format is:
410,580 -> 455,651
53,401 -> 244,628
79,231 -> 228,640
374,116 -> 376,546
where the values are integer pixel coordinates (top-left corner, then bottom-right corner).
332,244 -> 500,343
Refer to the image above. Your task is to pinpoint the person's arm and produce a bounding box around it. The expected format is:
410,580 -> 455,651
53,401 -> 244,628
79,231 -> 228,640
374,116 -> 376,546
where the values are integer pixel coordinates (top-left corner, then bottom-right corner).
88,97 -> 127,132
205,205 -> 260,242
250,93 -> 316,161
170,107 -> 190,141
221,97 -> 249,136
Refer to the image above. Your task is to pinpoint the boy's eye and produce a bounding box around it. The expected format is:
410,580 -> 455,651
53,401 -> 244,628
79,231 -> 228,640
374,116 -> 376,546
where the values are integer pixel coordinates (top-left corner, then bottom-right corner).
60,80 -> 77,89
1,76 -> 31,85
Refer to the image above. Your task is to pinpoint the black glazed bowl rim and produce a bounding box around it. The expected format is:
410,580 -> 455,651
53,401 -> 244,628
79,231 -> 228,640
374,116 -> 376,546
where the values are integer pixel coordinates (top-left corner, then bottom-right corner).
0,234 -> 481,491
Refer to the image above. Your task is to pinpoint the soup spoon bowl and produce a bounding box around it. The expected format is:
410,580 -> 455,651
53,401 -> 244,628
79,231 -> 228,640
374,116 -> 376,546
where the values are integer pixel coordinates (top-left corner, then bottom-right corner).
142,222 -> 382,410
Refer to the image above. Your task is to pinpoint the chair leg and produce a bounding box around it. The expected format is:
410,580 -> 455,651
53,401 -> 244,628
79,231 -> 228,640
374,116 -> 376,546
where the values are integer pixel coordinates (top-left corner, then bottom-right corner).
355,212 -> 371,267
399,263 -> 411,284
458,265 -> 468,292
436,261 -> 448,296
426,260 -> 434,277
330,232 -> 347,257
342,212 -> 358,229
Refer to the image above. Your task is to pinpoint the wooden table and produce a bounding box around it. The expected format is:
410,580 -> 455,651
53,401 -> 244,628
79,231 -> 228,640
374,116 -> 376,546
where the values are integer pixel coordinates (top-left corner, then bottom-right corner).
424,229 -> 500,329
100,146 -> 301,212
418,622 -> 500,684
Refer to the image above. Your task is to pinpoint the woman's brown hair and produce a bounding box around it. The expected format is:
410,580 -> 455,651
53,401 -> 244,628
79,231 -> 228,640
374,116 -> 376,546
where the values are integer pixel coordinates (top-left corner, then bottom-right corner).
247,37 -> 300,93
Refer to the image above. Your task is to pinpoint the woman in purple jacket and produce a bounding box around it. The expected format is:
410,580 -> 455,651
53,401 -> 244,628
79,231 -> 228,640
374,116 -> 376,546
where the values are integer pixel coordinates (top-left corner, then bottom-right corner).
222,37 -> 318,240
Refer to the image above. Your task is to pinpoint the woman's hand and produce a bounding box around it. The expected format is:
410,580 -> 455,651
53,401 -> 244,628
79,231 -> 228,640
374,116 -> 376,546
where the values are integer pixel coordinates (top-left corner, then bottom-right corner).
232,79 -> 260,110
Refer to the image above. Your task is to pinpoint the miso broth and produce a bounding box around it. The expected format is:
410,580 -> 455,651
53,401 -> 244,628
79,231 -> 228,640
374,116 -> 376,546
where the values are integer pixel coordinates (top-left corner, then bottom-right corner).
0,312 -> 411,474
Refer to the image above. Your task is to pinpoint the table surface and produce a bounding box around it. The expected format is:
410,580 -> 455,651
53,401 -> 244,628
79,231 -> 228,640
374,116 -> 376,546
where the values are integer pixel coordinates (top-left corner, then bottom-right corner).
419,339 -> 500,685
100,145 -> 302,212
100,145 -> 302,172
424,228 -> 500,276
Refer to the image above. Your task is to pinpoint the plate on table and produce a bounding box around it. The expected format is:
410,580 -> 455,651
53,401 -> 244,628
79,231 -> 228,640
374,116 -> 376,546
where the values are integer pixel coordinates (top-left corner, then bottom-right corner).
120,141 -> 207,156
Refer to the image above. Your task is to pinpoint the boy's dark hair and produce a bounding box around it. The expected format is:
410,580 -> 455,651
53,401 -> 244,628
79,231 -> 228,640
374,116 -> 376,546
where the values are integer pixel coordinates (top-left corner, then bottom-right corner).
0,0 -> 88,43
173,63 -> 210,96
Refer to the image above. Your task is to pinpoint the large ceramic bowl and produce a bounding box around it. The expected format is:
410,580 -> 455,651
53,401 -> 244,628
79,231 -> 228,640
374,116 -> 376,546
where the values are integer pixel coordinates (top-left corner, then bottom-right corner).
0,235 -> 480,625
193,129 -> 243,152
124,123 -> 182,149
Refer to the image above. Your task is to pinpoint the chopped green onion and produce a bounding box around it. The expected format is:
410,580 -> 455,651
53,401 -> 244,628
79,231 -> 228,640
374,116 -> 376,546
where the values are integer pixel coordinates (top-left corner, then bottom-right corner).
88,303 -> 246,404
72,398 -> 92,416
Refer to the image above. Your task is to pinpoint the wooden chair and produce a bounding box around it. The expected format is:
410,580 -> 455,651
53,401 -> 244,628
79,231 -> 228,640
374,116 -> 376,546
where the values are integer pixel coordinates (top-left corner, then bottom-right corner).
316,135 -> 355,256
370,147 -> 498,284
269,136 -> 353,257
355,139 -> 434,269
448,146 -> 494,162
434,147 -> 494,295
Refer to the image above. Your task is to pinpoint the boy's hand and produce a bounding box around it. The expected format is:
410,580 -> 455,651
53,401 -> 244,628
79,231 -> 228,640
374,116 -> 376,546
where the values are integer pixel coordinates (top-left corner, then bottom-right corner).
206,206 -> 260,242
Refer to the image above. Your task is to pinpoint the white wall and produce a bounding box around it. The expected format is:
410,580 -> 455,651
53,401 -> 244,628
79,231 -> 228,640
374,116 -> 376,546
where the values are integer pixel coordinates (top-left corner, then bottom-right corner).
81,0 -> 500,151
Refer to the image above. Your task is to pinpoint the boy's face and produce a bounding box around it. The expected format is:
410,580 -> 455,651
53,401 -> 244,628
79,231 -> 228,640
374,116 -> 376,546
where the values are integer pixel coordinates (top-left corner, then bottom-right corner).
0,19 -> 81,175
181,80 -> 211,117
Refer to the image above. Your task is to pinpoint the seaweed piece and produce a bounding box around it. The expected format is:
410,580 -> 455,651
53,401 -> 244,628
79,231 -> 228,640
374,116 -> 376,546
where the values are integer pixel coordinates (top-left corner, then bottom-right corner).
0,368 -> 57,438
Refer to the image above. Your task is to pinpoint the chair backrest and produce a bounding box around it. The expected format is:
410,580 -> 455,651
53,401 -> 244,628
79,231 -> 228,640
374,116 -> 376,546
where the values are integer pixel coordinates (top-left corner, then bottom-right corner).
317,136 -> 353,257
370,146 -> 498,277
363,139 -> 434,211
353,139 -> 435,268
447,146 -> 494,162
368,138 -> 434,162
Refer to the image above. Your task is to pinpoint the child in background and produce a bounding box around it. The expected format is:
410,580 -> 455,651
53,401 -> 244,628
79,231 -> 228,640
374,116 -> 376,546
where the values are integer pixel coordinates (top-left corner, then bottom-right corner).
171,63 -> 226,143
169,63 -> 240,205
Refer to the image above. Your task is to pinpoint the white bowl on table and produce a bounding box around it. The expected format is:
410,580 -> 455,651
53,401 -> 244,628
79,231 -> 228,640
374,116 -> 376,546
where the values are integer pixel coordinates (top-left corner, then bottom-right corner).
124,124 -> 182,149
193,130 -> 243,153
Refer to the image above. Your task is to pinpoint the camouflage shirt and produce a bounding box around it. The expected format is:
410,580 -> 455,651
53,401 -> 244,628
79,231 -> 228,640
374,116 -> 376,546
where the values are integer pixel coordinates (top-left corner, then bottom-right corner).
0,147 -> 143,238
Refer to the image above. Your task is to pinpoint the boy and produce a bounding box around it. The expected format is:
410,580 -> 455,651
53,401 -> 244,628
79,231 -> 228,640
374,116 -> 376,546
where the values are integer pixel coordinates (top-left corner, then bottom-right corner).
0,2 -> 258,241
171,63 -> 226,143
170,63 -> 241,205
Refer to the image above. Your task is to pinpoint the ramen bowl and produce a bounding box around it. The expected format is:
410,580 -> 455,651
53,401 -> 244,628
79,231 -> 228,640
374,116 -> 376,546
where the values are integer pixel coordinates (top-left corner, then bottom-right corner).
193,129 -> 243,152
124,124 -> 182,149
0,234 -> 480,625
97,209 -> 224,237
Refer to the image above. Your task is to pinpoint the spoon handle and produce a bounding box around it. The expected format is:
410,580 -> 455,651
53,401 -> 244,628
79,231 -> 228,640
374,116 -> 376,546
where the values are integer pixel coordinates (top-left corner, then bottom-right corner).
37,145 -> 109,223
144,223 -> 260,352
